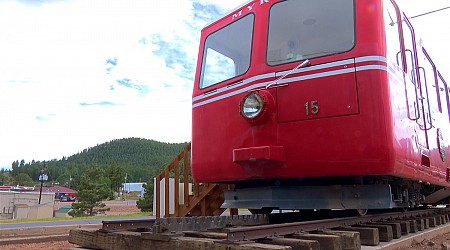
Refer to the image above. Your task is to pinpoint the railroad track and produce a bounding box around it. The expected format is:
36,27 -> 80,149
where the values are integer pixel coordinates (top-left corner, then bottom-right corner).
69,208 -> 450,250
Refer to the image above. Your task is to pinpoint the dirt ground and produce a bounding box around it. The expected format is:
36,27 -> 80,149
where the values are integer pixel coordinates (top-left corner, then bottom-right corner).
5,230 -> 450,250
397,231 -> 450,250
2,202 -> 142,250
104,200 -> 140,215
2,241 -> 79,250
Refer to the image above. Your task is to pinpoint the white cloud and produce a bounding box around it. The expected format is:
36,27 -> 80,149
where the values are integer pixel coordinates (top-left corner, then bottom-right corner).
0,0 -> 208,167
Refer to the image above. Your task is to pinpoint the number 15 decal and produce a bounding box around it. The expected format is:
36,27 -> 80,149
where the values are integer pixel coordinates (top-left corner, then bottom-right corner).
305,101 -> 319,116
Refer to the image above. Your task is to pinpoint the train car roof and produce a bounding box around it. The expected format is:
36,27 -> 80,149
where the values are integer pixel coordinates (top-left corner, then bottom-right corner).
203,0 -> 255,28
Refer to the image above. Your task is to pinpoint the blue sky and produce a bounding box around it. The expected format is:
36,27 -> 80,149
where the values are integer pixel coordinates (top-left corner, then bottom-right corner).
0,0 -> 448,169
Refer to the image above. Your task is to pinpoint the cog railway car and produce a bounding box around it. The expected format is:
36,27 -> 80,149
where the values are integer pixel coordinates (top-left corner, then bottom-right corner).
191,0 -> 450,213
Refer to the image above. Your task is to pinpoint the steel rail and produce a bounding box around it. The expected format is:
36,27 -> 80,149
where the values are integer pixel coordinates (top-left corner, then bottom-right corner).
98,208 -> 450,240
226,208 -> 450,242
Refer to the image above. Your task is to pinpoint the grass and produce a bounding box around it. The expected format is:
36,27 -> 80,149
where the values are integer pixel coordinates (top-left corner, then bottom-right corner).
0,211 -> 152,224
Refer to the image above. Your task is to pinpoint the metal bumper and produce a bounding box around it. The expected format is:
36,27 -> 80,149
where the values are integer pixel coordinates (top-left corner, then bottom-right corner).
222,184 -> 394,210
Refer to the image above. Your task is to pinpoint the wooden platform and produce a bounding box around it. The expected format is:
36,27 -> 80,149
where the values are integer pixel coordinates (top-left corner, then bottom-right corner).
68,213 -> 450,250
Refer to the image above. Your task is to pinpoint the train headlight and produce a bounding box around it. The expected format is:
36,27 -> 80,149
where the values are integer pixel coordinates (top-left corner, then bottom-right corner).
241,92 -> 263,119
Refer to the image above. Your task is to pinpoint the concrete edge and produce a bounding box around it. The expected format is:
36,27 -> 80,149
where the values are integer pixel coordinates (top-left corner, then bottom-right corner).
0,224 -> 102,238
0,235 -> 69,246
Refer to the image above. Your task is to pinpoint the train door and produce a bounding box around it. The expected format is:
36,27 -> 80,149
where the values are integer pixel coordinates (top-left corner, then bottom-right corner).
271,0 -> 358,123
401,16 -> 429,151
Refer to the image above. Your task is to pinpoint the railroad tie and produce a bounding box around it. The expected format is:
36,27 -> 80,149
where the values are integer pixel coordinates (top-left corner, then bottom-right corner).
358,224 -> 393,242
288,233 -> 342,250
372,222 -> 402,239
258,238 -> 320,250
414,218 -> 425,231
318,230 -> 361,250
385,221 -> 410,235
337,226 -> 379,246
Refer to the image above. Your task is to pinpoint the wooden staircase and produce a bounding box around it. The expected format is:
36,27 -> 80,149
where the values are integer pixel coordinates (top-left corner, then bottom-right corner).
154,143 -> 237,217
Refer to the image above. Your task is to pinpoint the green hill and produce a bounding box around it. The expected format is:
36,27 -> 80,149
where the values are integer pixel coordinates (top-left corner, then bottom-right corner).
67,138 -> 187,169
3,138 -> 188,188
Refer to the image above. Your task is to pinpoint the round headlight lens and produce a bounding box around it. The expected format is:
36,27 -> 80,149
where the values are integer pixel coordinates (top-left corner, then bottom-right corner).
242,92 -> 263,119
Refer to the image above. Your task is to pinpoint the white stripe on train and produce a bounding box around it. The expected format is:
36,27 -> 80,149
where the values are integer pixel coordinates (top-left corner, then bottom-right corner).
192,56 -> 389,108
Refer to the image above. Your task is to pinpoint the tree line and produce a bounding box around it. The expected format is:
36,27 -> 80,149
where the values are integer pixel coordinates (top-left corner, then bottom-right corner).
0,137 -> 188,190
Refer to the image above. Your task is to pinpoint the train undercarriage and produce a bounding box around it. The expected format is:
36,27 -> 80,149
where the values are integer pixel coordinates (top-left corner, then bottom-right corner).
222,176 -> 450,214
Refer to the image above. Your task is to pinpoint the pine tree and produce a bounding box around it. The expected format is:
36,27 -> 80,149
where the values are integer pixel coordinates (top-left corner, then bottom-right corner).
136,180 -> 154,212
14,173 -> 35,186
69,167 -> 112,217
107,163 -> 125,197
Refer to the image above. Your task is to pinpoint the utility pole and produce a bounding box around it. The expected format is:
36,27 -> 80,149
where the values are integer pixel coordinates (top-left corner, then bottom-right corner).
38,162 -> 48,204
124,173 -> 128,201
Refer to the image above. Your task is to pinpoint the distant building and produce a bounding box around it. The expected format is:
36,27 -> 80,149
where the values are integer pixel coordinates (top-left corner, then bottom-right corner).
122,182 -> 145,196
0,191 -> 54,220
0,185 -> 37,192
33,186 -> 77,201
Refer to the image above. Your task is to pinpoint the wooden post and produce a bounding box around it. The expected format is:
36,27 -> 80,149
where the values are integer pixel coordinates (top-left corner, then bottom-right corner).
174,159 -> 179,217
230,208 -> 238,216
194,182 -> 199,197
164,168 -> 170,217
184,148 -> 189,207
201,198 -> 206,216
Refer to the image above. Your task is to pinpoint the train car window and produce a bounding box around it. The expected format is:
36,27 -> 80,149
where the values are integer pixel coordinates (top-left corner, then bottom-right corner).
384,0 -> 403,69
422,48 -> 442,113
438,72 -> 450,123
266,0 -> 355,66
199,14 -> 254,89
401,18 -> 421,120
402,21 -> 417,85
418,49 -> 436,129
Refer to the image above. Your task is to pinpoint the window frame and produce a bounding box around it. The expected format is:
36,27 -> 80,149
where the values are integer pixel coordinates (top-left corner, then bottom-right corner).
422,47 -> 442,113
265,0 -> 356,66
198,13 -> 255,90
437,71 -> 450,123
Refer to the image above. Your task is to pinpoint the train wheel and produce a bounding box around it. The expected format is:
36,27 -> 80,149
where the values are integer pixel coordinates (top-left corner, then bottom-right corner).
354,209 -> 368,216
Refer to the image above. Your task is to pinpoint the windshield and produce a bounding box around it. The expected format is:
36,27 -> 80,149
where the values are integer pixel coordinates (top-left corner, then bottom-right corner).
267,0 -> 355,65
199,14 -> 254,89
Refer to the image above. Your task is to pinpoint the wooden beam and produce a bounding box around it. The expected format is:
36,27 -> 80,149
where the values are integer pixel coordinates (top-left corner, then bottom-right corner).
174,158 -> 179,217
70,229 -> 291,250
183,149 -> 189,208
164,168 -> 170,217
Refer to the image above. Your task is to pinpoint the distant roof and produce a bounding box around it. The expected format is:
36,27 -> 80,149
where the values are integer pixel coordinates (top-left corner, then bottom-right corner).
0,185 -> 37,191
34,186 -> 77,194
56,205 -> 72,213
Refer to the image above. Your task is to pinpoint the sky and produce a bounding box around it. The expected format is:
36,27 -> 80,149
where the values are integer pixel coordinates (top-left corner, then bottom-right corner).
0,0 -> 449,170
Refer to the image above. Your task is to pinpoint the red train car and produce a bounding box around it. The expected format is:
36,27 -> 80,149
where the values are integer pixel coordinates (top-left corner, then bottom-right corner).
191,0 -> 450,212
